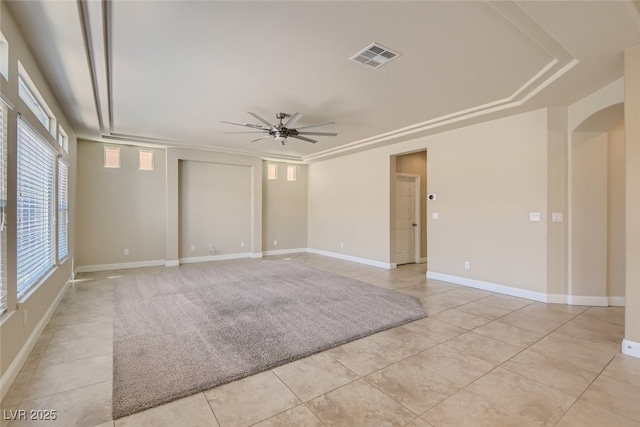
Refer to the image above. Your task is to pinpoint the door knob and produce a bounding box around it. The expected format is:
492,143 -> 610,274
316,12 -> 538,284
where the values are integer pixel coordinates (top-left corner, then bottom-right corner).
412,223 -> 417,227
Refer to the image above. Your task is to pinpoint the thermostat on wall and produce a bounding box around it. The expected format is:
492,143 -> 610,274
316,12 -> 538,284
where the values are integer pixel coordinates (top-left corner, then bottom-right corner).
428,194 -> 436,201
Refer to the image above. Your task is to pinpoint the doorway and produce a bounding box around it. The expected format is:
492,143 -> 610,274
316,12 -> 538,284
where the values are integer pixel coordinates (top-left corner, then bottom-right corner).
396,174 -> 420,264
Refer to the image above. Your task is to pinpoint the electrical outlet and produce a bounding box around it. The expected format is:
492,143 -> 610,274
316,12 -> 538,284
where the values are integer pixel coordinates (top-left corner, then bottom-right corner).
340,242 -> 344,248
208,244 -> 213,252
464,261 -> 470,269
240,241 -> 245,248
190,245 -> 196,251
124,249 -> 129,255
273,240 -> 278,246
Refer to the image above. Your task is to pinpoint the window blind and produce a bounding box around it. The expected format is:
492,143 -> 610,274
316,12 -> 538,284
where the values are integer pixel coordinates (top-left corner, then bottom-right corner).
0,102 -> 7,314
18,74 -> 50,131
17,117 -> 55,296
58,159 -> 68,260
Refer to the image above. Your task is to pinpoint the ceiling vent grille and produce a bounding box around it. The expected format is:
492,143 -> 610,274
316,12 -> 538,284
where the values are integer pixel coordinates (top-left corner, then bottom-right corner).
350,43 -> 400,69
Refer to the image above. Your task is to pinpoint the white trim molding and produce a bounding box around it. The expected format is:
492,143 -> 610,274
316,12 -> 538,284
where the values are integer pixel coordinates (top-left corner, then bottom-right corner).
307,248 -> 396,270
426,271 -> 549,302
567,295 -> 609,307
622,339 -> 640,359
0,276 -> 72,401
607,296 -> 626,307
75,259 -> 166,273
179,253 -> 253,264
263,248 -> 307,256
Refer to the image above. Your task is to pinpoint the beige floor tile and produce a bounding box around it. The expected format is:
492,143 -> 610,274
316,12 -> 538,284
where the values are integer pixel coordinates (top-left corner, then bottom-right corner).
91,421 -> 114,427
502,349 -> 598,396
401,317 -> 467,343
473,321 -> 544,348
601,353 -> 640,387
431,309 -> 491,330
550,320 -> 623,355
367,326 -> 438,357
2,369 -> 36,406
325,336 -> 403,376
529,335 -> 614,374
444,332 -> 522,365
39,335 -> 112,367
405,418 -> 433,427
204,371 -> 300,427
252,405 -> 324,427
518,304 -> 578,323
365,358 -> 460,414
49,319 -> 113,346
8,381 -> 111,427
410,344 -> 495,388
272,353 -> 359,402
115,393 -> 218,427
423,368 -> 575,427
528,301 -> 589,315
444,287 -> 494,302
497,310 -> 563,334
397,281 -> 458,299
580,306 -> 625,326
307,379 -> 416,427
419,293 -> 472,312
582,375 -> 640,422
21,355 -> 112,402
476,294 -> 534,311
455,300 -> 514,320
555,399 -> 640,427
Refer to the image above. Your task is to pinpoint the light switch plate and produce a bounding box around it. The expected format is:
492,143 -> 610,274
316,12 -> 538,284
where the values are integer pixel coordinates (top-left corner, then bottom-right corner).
432,212 -> 440,220
530,212 -> 541,222
552,212 -> 564,222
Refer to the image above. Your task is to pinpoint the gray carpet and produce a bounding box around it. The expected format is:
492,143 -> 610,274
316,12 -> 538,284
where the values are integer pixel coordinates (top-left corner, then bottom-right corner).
112,259 -> 426,419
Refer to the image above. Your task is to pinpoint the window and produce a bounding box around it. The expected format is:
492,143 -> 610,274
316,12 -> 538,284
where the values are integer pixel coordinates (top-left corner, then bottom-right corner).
58,126 -> 68,153
104,146 -> 120,168
0,31 -> 8,80
0,102 -> 7,314
287,165 -> 297,181
18,64 -> 55,135
139,150 -> 154,170
267,164 -> 278,180
58,160 -> 68,260
17,117 -> 55,296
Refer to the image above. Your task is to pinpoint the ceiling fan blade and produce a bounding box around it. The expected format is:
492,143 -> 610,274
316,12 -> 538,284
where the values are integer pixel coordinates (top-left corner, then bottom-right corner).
252,135 -> 273,142
296,131 -> 338,136
224,131 -> 268,134
294,121 -> 335,130
290,135 -> 317,143
220,120 -> 267,130
284,112 -> 303,128
247,112 -> 275,128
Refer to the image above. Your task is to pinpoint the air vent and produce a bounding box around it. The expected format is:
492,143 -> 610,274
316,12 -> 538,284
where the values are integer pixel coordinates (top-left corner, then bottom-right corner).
350,43 -> 400,69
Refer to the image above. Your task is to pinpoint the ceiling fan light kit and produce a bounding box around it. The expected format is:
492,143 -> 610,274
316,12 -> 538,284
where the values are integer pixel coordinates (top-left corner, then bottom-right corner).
222,112 -> 337,145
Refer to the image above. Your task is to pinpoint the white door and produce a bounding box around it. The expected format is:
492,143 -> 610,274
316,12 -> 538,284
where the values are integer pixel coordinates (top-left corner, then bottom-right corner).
396,175 -> 416,265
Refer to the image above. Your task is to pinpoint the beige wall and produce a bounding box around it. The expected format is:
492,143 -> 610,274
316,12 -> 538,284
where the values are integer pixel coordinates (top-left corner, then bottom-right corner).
262,162 -> 308,252
396,151 -> 427,260
179,160 -> 252,258
608,121 -> 625,297
625,45 -> 640,346
309,109 -> 549,292
571,132 -> 608,298
75,141 -> 166,268
0,3 -> 77,383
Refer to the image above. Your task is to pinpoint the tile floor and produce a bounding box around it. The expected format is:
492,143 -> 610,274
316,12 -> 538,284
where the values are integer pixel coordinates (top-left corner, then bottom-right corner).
2,253 -> 639,426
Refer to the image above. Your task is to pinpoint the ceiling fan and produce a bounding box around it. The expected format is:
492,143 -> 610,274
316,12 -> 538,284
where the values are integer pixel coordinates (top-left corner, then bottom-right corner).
221,112 -> 337,145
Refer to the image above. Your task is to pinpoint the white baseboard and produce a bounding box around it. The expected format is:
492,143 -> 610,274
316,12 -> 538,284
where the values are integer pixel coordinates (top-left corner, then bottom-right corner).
307,248 -> 396,270
75,260 -> 166,273
567,295 -> 609,307
426,271 -> 548,302
419,257 -> 427,264
263,248 -> 308,256
622,339 -> 640,359
165,260 -> 179,267
0,276 -> 72,401
607,296 -> 626,307
179,253 -> 253,264
546,294 -> 569,304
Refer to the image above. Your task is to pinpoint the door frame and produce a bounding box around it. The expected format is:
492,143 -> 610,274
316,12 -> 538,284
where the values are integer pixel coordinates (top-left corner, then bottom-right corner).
396,173 -> 421,264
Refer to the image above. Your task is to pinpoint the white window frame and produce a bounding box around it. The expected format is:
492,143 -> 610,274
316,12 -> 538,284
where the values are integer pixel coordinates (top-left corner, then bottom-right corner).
57,159 -> 69,261
58,125 -> 68,153
267,163 -> 278,180
0,31 -> 8,81
287,165 -> 297,181
104,146 -> 121,168
16,117 -> 56,297
18,63 -> 56,137
139,150 -> 154,171
0,101 -> 7,314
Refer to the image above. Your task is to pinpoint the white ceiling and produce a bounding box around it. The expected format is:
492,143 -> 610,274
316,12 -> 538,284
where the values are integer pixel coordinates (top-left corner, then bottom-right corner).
6,1 -> 640,162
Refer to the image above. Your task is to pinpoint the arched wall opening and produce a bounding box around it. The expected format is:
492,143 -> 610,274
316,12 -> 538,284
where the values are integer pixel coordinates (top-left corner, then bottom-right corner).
570,103 -> 625,305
